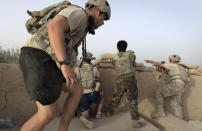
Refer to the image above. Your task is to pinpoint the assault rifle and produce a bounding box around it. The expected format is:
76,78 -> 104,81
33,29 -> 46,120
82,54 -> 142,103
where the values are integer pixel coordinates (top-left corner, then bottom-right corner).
155,61 -> 168,75
145,60 -> 168,76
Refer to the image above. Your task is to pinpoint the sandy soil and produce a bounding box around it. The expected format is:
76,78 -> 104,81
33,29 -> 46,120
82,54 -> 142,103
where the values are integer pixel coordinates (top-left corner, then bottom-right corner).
44,111 -> 159,131
1,112 -> 159,131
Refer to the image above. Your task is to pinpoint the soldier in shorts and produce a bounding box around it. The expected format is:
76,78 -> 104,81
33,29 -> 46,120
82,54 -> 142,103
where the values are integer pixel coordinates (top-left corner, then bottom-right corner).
74,52 -> 101,129
19,0 -> 111,131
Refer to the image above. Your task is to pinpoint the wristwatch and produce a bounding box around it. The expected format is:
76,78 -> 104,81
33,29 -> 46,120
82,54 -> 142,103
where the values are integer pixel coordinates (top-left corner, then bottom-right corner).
59,58 -> 70,65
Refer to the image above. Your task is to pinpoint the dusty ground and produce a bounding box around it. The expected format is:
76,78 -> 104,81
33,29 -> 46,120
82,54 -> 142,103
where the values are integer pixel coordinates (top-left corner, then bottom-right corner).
44,112 -> 159,131
1,111 -> 159,131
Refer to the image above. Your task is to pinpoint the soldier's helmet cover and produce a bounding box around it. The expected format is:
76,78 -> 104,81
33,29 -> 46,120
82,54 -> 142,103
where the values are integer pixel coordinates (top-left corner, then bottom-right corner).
86,51 -> 94,60
85,0 -> 111,20
168,54 -> 181,62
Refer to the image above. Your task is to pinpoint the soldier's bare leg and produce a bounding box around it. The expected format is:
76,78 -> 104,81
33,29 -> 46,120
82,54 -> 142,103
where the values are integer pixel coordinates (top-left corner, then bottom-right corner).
20,101 -> 57,131
97,96 -> 104,113
96,95 -> 104,118
133,120 -> 141,128
58,82 -> 83,131
79,110 -> 94,129
81,110 -> 89,118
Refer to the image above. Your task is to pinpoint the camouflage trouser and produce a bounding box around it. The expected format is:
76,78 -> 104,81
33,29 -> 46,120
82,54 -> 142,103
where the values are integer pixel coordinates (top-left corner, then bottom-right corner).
108,75 -> 140,120
156,80 -> 185,118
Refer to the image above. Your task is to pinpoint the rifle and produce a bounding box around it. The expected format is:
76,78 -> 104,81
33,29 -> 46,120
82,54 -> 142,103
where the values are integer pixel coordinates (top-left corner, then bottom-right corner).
145,60 -> 168,76
155,61 -> 168,77
79,37 -> 87,68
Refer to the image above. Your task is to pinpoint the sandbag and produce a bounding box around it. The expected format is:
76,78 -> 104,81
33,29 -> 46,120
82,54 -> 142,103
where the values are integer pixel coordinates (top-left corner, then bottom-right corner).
99,53 -> 113,59
196,67 -> 202,73
94,53 -> 113,65
183,64 -> 199,69
135,63 -> 145,67
189,69 -> 202,76
98,63 -> 113,68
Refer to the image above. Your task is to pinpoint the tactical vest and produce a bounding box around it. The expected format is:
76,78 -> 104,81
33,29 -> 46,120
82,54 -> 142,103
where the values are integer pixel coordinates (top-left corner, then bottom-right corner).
79,64 -> 95,89
26,1 -> 71,36
113,51 -> 134,75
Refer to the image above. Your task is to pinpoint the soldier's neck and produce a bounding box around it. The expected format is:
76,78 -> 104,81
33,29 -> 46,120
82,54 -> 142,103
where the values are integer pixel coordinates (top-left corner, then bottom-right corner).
83,62 -> 90,64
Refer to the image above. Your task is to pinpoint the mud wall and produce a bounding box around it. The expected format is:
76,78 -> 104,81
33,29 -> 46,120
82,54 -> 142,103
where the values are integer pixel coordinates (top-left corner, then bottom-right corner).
0,58 -> 202,125
0,64 -> 36,126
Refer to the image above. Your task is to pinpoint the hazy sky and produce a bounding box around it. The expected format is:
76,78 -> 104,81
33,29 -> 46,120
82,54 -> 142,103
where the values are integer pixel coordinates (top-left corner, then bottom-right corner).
0,0 -> 202,66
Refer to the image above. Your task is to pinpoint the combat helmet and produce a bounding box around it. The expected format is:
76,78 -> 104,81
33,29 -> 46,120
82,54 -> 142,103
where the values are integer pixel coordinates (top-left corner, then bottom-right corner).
168,54 -> 181,62
85,0 -> 111,20
86,51 -> 95,60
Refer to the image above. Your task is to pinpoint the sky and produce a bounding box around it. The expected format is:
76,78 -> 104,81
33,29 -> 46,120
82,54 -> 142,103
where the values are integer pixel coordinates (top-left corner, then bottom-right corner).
0,0 -> 202,66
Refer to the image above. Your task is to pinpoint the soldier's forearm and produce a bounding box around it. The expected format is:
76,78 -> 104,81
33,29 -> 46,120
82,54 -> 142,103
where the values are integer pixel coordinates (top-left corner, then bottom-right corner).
149,61 -> 164,68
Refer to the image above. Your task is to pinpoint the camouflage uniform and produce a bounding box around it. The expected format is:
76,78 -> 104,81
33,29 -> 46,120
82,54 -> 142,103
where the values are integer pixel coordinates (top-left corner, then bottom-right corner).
156,63 -> 185,118
108,51 -> 140,120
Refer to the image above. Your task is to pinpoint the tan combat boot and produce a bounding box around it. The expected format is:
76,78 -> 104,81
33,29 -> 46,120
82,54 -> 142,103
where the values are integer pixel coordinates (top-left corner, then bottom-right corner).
151,107 -> 166,119
80,116 -> 95,129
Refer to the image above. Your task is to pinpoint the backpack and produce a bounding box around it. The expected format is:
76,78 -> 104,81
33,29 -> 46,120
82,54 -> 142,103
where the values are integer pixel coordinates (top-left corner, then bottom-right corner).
179,64 -> 191,83
25,1 -> 71,35
79,64 -> 95,89
113,51 -> 134,75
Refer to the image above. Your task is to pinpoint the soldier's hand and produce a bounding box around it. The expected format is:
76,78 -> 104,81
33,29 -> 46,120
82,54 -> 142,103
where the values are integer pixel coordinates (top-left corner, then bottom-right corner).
144,60 -> 152,63
61,64 -> 78,89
